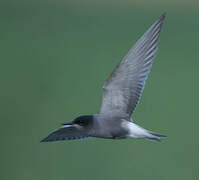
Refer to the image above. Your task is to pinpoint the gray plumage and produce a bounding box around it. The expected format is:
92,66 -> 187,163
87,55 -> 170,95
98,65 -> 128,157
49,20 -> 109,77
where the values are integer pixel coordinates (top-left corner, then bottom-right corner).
41,13 -> 167,143
100,14 -> 164,119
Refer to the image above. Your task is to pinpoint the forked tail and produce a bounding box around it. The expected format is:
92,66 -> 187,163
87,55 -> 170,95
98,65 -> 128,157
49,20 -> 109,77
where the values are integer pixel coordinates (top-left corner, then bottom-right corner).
146,131 -> 167,142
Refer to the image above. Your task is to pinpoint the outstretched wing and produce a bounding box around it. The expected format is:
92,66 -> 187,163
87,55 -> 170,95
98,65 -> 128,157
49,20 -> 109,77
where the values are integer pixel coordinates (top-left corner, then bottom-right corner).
40,126 -> 90,142
100,13 -> 165,119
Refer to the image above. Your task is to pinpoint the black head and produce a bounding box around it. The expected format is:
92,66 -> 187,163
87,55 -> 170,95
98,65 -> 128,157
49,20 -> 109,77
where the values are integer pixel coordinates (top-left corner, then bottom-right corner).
72,115 -> 93,127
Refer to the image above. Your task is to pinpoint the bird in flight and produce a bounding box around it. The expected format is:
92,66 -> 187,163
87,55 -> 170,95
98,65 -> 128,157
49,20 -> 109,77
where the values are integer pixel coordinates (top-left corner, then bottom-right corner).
41,13 -> 167,142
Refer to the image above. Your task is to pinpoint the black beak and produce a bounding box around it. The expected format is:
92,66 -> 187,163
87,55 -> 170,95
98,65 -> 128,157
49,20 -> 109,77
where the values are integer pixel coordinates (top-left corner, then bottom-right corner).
62,122 -> 73,126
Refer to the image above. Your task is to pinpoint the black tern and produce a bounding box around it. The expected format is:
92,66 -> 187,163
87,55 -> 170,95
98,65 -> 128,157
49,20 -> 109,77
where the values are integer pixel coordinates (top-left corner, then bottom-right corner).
41,13 -> 167,142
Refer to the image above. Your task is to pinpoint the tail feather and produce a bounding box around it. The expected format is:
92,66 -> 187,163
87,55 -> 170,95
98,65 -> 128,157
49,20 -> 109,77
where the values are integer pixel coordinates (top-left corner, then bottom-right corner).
146,131 -> 167,142
150,132 -> 167,138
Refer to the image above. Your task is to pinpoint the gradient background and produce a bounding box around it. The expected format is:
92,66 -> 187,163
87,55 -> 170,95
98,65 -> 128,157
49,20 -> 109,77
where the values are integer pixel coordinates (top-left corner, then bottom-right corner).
1,0 -> 199,179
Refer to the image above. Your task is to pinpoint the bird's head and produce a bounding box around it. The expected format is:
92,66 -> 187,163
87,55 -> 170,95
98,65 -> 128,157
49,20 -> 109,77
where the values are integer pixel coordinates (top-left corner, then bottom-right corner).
62,115 -> 93,129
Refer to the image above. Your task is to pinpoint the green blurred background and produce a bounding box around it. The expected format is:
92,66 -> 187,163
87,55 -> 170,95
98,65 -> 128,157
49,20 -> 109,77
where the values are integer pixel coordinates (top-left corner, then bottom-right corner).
1,0 -> 199,179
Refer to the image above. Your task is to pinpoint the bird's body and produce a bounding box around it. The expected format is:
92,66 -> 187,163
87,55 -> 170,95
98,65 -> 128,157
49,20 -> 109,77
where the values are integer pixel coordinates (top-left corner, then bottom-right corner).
41,13 -> 167,143
89,114 -> 129,139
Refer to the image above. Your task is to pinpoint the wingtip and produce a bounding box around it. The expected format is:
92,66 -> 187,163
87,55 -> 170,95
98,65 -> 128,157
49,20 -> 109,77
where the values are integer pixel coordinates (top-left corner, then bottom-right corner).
160,12 -> 166,21
154,12 -> 166,31
40,137 -> 47,142
40,135 -> 53,142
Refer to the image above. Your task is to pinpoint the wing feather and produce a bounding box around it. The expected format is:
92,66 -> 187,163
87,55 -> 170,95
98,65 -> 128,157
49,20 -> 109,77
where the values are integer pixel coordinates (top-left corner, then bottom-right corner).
100,13 -> 165,119
40,126 -> 90,142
